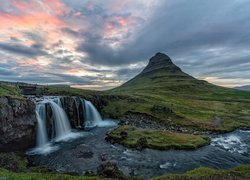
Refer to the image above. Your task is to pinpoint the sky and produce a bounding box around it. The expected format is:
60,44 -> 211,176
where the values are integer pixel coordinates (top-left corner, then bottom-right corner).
0,0 -> 250,90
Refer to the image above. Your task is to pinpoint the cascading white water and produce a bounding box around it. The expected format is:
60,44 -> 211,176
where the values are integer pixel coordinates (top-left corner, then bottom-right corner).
35,97 -> 72,147
36,103 -> 48,147
83,100 -> 102,128
83,99 -> 117,128
49,100 -> 72,141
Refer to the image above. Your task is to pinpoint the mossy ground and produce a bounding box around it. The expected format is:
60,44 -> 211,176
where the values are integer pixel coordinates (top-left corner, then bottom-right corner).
0,168 -> 99,180
107,125 -> 210,150
153,165 -> 250,180
0,84 -> 21,97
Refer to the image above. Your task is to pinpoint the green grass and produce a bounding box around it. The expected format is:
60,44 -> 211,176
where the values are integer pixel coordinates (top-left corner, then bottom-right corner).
0,168 -> 99,180
0,84 -> 21,97
153,165 -> 250,180
46,86 -> 101,97
102,67 -> 250,132
107,125 -> 210,150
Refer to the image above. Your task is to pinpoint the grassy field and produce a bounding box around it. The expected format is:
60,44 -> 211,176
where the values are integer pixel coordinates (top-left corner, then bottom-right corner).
153,165 -> 250,180
107,125 -> 210,150
103,66 -> 250,132
0,84 -> 21,97
0,168 -> 100,180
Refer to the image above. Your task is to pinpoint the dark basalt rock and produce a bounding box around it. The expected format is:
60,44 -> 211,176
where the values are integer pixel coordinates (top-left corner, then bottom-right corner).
99,153 -> 109,162
120,131 -> 128,139
0,96 -> 36,151
151,104 -> 172,115
60,97 -> 84,128
97,161 -> 121,178
136,137 -> 148,151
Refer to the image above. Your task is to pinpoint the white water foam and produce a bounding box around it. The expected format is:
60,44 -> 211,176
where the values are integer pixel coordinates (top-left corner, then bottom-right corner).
211,134 -> 248,154
160,161 -> 177,169
28,132 -> 88,155
27,143 -> 59,155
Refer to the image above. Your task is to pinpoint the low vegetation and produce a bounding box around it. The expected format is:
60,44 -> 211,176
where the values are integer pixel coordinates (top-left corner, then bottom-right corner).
105,66 -> 250,132
0,84 -> 21,97
153,165 -> 250,180
0,168 -> 99,180
107,125 -> 210,150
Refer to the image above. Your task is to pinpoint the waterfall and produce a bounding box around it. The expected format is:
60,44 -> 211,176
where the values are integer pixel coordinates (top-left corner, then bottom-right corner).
49,100 -> 71,141
35,97 -> 72,147
83,99 -> 117,128
30,96 -> 116,155
83,100 -> 102,128
36,103 -> 48,147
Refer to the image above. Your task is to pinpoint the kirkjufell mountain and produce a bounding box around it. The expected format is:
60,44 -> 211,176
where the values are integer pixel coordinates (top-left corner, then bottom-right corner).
113,52 -> 223,93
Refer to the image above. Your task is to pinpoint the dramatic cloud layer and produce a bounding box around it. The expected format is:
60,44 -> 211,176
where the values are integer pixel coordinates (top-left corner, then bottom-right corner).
0,0 -> 249,89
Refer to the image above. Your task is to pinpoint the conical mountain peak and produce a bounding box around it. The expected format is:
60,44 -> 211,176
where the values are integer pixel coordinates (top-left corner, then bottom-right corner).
112,52 -> 213,92
141,52 -> 182,74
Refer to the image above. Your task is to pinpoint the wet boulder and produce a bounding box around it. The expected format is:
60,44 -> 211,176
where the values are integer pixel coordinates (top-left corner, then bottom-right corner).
99,153 -> 109,162
97,161 -> 121,178
120,131 -> 128,139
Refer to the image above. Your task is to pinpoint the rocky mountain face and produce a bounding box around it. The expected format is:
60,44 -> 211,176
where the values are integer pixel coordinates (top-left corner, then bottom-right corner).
0,96 -> 36,151
141,52 -> 183,75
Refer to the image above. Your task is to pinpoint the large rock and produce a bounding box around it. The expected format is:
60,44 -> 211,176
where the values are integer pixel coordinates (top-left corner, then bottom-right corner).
0,96 -> 36,151
60,97 -> 84,128
97,161 -> 121,178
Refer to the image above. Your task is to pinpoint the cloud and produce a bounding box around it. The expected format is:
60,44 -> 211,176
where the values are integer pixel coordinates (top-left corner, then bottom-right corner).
0,0 -> 250,88
0,67 -> 19,76
0,43 -> 47,57
61,27 -> 80,37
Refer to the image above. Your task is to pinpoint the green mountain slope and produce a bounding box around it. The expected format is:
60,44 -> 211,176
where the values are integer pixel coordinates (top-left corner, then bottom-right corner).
112,53 -> 240,95
105,53 -> 250,132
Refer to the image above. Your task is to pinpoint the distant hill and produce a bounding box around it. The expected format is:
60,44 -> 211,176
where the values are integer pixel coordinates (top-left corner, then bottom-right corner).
234,85 -> 250,91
